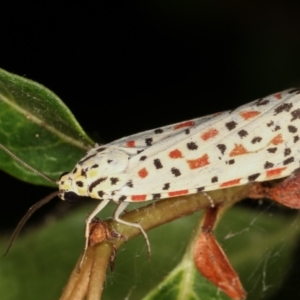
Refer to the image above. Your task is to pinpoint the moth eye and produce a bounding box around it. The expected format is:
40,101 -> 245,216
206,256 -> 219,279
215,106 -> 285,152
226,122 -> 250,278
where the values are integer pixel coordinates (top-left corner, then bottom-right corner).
64,191 -> 80,203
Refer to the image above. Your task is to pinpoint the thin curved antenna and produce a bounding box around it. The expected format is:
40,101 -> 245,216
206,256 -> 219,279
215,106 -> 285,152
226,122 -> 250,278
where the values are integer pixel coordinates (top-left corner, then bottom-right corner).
3,191 -> 59,256
0,143 -> 56,183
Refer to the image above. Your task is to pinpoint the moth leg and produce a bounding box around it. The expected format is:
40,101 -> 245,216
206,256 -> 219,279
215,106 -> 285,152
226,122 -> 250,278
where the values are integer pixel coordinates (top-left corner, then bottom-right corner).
114,201 -> 151,259
203,192 -> 215,208
79,199 -> 111,270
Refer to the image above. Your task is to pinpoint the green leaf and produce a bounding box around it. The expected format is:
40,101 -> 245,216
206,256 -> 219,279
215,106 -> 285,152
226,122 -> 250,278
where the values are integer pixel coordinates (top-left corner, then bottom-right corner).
0,68 -> 93,186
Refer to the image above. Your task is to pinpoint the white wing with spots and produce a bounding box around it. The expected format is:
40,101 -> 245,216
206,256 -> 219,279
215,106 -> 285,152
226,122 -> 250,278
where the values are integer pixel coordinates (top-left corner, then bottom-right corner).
108,88 -> 300,201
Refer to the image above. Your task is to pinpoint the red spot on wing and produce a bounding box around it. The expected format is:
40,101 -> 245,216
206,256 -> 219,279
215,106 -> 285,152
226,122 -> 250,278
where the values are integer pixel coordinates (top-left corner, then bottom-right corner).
138,168 -> 148,178
131,194 -> 147,201
127,140 -> 135,147
201,128 -> 219,141
229,144 -> 248,157
220,178 -> 241,187
169,149 -> 183,159
240,110 -> 260,120
187,154 -> 209,169
168,190 -> 189,197
271,134 -> 283,145
274,93 -> 282,99
266,167 -> 286,178
174,121 -> 195,130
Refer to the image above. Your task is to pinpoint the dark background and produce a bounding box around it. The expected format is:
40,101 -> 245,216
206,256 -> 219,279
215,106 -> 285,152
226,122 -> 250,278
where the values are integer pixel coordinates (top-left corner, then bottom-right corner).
1,1 -> 300,299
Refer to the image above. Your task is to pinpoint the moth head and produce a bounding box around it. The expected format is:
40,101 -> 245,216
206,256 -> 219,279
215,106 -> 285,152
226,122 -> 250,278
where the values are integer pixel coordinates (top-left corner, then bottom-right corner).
57,169 -> 87,201
57,171 -> 73,200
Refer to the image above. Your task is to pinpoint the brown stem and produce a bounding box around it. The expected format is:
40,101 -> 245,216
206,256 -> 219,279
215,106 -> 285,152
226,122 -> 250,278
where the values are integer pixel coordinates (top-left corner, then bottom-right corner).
61,184 -> 253,299
86,242 -> 114,300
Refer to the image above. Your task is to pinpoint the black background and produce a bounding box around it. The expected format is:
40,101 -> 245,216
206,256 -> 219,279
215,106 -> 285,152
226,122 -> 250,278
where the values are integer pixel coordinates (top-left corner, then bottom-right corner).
1,2 -> 300,298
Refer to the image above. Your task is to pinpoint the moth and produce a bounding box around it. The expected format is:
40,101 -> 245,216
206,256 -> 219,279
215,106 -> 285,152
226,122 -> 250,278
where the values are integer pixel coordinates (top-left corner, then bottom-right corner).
2,87 -> 300,263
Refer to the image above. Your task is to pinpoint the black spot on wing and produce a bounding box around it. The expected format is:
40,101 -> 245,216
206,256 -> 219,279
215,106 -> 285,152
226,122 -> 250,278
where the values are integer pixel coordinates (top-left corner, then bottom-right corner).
145,138 -> 153,146
267,147 -> 277,153
217,144 -> 226,155
264,162 -> 274,169
288,125 -> 297,133
248,173 -> 260,181
255,98 -> 269,106
89,177 -> 107,192
288,88 -> 300,94
171,167 -> 181,177
163,183 -> 170,190
154,128 -> 163,134
251,137 -> 262,144
153,193 -> 161,199
154,158 -> 163,169
226,159 -> 235,165
274,103 -> 293,115
126,180 -> 133,188
187,142 -> 198,150
226,121 -> 237,131
110,177 -> 119,185
291,109 -> 300,121
283,157 -> 294,165
119,195 -> 127,201
211,176 -> 218,183
238,130 -> 248,138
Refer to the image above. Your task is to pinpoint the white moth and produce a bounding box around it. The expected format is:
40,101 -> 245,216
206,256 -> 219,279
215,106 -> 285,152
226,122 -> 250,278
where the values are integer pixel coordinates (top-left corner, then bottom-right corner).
2,87 -> 300,263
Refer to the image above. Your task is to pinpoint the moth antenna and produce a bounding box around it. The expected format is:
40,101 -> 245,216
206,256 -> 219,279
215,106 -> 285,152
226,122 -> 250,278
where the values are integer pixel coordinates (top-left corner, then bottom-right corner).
0,143 -> 56,183
4,191 -> 59,256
